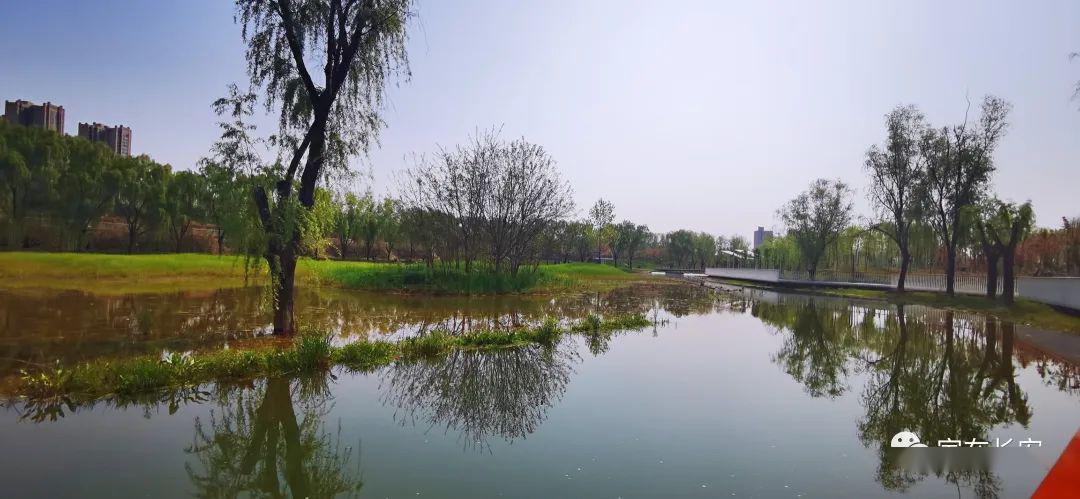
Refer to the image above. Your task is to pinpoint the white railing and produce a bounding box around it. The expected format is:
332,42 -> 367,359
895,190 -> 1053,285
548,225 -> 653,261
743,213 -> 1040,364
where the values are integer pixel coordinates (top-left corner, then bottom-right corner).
752,268 -> 1007,296
707,267 -> 1079,310
899,273 -> 1002,295
778,269 -> 894,286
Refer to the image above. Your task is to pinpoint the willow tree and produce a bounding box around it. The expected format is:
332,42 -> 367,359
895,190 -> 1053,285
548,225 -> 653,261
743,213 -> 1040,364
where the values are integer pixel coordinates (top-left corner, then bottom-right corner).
920,96 -> 1010,294
865,105 -> 926,291
778,178 -> 853,279
589,199 -> 615,262
234,0 -> 412,334
980,199 -> 1035,303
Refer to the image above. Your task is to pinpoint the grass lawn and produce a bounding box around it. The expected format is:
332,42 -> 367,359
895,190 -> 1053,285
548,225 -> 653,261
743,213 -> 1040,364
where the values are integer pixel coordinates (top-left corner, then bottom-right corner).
0,252 -> 657,295
0,252 -> 264,293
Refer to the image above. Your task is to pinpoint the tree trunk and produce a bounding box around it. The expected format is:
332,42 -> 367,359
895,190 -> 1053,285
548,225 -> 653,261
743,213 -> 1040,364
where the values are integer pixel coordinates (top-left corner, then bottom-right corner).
217,229 -> 226,255
127,223 -> 138,254
1002,250 -> 1016,304
897,246 -> 910,292
985,254 -> 999,298
944,242 -> 957,295
267,248 -> 297,335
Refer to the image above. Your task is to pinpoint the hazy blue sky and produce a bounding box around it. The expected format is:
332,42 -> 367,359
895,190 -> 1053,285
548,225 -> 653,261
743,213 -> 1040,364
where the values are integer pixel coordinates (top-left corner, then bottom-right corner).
2,0 -> 1078,238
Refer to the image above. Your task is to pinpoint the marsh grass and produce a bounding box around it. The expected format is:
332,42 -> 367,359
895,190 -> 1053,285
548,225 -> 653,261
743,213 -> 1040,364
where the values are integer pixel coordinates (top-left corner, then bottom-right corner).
14,314 -> 654,404
309,261 -> 645,294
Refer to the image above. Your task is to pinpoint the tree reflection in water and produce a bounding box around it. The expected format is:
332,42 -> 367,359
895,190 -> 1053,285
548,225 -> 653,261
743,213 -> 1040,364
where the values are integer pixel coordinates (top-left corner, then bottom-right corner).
752,293 -> 1049,498
381,343 -> 577,451
184,376 -> 363,498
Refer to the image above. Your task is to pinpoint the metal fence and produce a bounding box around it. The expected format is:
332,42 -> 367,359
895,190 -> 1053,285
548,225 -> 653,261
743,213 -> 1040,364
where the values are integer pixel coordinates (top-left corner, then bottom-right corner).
777,268 -> 1003,295
901,273 -> 1001,295
779,269 -> 894,286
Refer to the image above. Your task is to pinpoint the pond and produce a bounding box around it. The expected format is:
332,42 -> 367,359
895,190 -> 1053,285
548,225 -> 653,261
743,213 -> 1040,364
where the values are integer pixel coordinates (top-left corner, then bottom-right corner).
1,282 -> 1078,498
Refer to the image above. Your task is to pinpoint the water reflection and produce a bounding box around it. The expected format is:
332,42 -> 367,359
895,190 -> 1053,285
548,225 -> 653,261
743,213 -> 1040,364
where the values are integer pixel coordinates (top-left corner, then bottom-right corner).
747,291 -> 1050,497
0,283 -> 712,376
3,283 -> 1079,498
185,377 -> 363,498
381,343 -> 577,451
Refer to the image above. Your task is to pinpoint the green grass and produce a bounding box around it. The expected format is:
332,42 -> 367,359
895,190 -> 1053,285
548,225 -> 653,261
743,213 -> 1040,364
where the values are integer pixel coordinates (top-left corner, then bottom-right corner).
12,314 -> 653,403
0,252 -> 659,295
309,260 -> 647,294
0,252 -> 264,293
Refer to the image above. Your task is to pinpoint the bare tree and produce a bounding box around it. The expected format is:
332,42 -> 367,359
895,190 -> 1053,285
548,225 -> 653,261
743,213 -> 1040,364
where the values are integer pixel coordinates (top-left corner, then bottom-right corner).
920,96 -> 1011,294
865,105 -> 926,291
404,130 -> 573,274
778,179 -> 854,279
484,137 -> 574,273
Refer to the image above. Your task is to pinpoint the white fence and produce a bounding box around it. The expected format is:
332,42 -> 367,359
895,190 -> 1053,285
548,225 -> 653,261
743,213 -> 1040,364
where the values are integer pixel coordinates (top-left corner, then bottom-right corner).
778,269 -> 894,286
901,273 -> 1003,295
704,268 -> 780,282
706,267 -> 1080,310
1017,277 -> 1080,310
707,267 -> 1006,296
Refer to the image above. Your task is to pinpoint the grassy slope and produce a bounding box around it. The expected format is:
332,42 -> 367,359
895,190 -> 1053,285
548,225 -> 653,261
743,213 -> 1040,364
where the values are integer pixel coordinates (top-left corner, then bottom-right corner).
712,277 -> 1080,334
0,252 -> 653,295
0,252 -> 264,293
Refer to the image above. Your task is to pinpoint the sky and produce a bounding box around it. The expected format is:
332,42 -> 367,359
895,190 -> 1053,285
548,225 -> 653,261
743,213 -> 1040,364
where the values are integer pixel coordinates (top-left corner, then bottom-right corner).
2,0 -> 1078,240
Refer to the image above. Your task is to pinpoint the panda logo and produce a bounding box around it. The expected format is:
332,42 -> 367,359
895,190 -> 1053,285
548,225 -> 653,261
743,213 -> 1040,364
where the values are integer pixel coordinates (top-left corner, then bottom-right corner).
890,431 -> 928,448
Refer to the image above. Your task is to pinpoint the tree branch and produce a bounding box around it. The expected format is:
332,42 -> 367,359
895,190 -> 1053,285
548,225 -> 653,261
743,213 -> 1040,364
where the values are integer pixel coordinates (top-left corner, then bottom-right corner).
273,0 -> 320,101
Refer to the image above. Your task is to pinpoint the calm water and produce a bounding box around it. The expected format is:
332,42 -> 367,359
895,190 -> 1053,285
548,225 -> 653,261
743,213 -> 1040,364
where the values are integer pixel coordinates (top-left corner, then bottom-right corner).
1,283 -> 1079,498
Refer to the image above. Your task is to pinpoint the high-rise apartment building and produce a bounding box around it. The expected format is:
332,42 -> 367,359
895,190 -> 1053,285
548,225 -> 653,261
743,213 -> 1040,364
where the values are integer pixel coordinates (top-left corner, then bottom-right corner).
78,122 -> 133,156
753,226 -> 774,249
4,99 -> 65,134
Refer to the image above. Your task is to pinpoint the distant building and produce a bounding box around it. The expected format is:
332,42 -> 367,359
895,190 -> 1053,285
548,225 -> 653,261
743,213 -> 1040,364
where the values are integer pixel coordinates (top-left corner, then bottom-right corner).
4,99 -> 65,134
753,226 -> 774,249
78,122 -> 133,156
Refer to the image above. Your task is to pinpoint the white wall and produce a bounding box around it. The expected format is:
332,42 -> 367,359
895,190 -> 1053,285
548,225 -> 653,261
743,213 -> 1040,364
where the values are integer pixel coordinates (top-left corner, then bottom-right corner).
1018,277 -> 1080,311
704,268 -> 780,282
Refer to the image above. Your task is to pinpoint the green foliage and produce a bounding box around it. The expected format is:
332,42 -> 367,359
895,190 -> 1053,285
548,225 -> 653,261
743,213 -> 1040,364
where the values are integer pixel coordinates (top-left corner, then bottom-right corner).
0,121 -> 64,248
534,317 -> 563,345
162,170 -> 208,252
399,330 -> 456,358
334,340 -> 399,372
54,137 -> 122,251
662,229 -> 697,268
113,155 -> 169,252
574,313 -> 603,332
12,313 -> 655,403
778,178 -> 854,275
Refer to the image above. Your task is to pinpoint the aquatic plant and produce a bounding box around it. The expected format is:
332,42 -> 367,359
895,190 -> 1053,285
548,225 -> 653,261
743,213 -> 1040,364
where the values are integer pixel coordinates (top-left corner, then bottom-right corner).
334,341 -> 399,372
9,313 -> 656,404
